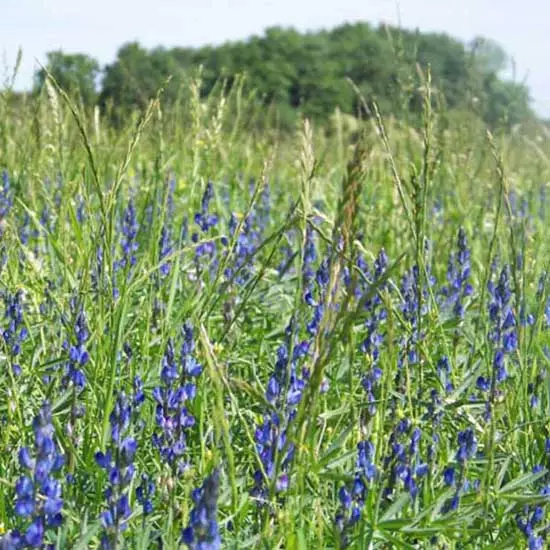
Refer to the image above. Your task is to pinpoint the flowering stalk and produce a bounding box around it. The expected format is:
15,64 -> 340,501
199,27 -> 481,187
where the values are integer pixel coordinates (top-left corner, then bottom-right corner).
181,469 -> 221,550
95,392 -> 137,550
335,440 -> 377,548
4,401 -> 64,548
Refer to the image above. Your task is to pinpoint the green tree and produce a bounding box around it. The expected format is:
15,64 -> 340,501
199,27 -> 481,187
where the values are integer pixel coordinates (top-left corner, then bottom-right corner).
469,37 -> 508,74
100,43 -> 182,114
95,23 -> 534,129
35,51 -> 100,106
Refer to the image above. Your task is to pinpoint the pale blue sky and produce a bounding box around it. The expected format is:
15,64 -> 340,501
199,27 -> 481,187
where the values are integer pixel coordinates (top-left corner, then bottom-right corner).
2,0 -> 548,116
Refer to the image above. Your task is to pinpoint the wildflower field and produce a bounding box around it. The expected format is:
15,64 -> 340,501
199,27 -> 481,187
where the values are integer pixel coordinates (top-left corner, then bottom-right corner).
2,79 -> 550,549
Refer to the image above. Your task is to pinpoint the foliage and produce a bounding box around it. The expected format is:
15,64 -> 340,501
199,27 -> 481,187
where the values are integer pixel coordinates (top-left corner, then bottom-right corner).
35,22 -> 533,128
34,51 -> 100,106
0,65 -> 550,549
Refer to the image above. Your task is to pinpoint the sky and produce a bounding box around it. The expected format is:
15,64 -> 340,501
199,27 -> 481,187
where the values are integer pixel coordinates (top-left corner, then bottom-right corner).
1,0 -> 549,116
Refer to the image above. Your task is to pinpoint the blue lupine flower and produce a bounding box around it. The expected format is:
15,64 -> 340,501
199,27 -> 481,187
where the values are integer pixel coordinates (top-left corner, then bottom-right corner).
516,506 -> 545,550
131,374 -> 146,432
115,199 -> 139,272
6,401 -> 64,548
152,323 -> 202,473
95,392 -> 137,549
136,474 -> 155,516
223,202 -> 264,286
0,170 -> 13,230
528,535 -> 544,550
441,228 -> 473,319
456,428 -> 477,463
181,469 -> 221,550
194,182 -> 218,233
443,466 -> 456,486
356,441 -> 377,481
382,421 -> 428,501
398,262 -> 433,369
2,290 -> 28,376
335,440 -> 377,547
360,249 -> 389,414
486,265 -> 517,386
132,375 -> 145,409
302,225 -> 317,306
76,195 -> 86,224
62,308 -> 90,391
190,182 -> 220,281
159,225 -> 172,278
252,321 -> 307,504
95,244 -> 104,284
305,256 -> 329,336
442,427 -> 479,513
437,356 -> 453,393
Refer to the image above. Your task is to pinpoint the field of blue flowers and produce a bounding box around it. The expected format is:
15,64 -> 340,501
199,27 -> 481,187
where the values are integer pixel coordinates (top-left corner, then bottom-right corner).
1,83 -> 550,549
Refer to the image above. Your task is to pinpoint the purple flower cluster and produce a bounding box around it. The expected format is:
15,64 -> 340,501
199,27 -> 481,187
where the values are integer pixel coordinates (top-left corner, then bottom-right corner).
252,322 -> 309,504
477,265 -> 517,398
441,228 -> 473,319
335,440 -> 377,547
360,249 -> 389,415
95,392 -> 137,549
181,469 -> 221,550
0,170 -> 13,231
442,427 -> 480,512
3,401 -> 64,548
383,421 -> 429,501
2,290 -> 28,377
192,182 -> 219,279
516,506 -> 544,550
152,323 -> 202,473
62,308 -> 90,391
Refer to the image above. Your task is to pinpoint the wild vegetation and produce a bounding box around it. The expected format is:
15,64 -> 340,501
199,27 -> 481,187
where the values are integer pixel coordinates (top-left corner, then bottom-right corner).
31,23 -> 532,129
1,26 -> 550,550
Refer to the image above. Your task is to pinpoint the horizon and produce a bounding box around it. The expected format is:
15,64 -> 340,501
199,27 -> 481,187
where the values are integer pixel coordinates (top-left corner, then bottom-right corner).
2,0 -> 549,117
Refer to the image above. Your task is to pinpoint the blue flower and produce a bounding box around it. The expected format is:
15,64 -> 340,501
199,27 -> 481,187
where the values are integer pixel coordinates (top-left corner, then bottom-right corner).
441,228 -> 473,319
118,199 -> 139,270
335,440 -> 376,547
159,225 -> 172,278
252,321 -> 308,503
6,401 -> 64,546
96,392 -> 137,549
2,290 -> 28,376
136,474 -> 155,516
191,182 -> 220,280
443,467 -> 456,486
152,323 -> 202,473
442,427 -> 479,513
456,428 -> 477,463
181,469 -> 221,550
517,505 -> 545,550
486,265 -> 517,388
302,225 -> 317,305
356,441 -> 377,481
0,170 -> 13,227
62,308 -> 90,391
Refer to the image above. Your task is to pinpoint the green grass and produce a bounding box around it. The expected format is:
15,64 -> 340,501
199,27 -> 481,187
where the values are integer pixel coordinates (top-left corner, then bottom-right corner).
1,76 -> 550,549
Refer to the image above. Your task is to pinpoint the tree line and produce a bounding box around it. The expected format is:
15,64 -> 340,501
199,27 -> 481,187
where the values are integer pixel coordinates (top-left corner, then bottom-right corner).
34,22 -> 533,128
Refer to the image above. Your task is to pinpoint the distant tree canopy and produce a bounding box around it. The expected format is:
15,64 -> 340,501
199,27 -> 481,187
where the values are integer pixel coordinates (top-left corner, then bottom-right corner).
34,51 -> 100,106
34,22 -> 533,128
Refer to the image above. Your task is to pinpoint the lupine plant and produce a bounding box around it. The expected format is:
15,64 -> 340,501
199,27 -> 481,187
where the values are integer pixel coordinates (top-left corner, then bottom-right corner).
2,77 -> 550,550
4,402 -> 64,548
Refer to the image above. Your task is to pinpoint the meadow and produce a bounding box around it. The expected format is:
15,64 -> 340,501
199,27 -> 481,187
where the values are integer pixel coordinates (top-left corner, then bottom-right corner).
1,75 -> 550,549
